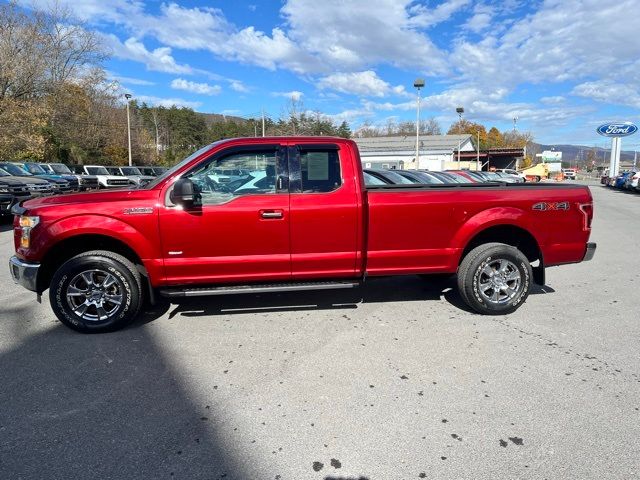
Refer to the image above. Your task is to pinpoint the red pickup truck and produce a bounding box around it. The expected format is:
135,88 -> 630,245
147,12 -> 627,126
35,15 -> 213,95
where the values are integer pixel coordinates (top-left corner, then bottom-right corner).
9,137 -> 596,333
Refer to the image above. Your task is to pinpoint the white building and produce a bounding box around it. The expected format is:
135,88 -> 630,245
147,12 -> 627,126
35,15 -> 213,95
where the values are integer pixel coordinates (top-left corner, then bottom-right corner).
354,134 -> 476,171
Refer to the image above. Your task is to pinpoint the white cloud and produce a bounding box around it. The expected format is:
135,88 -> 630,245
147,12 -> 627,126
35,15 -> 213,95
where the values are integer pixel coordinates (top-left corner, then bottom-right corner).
170,78 -> 222,96
408,0 -> 471,27
272,91 -> 304,101
463,4 -> 493,33
102,35 -> 194,74
317,71 -> 409,98
107,72 -> 155,86
451,0 -> 640,89
572,81 -> 640,109
281,0 -> 448,73
135,95 -> 202,109
540,96 -> 566,105
229,81 -> 249,93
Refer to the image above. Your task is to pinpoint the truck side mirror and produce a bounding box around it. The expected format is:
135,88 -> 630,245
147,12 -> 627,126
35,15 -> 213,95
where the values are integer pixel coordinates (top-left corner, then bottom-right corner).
170,178 -> 201,207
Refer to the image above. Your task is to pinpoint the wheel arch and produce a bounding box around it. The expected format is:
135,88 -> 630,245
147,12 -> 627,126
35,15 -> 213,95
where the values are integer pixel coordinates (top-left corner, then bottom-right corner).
36,233 -> 151,296
459,224 -> 545,285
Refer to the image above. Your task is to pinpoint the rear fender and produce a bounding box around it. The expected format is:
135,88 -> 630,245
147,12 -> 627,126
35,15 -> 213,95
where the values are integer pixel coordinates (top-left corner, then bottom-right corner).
451,207 -> 545,284
451,207 -> 539,252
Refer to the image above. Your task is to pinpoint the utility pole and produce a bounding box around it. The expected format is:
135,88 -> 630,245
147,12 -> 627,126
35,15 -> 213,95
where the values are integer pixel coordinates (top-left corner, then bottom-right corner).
457,140 -> 461,168
261,109 -> 265,137
413,79 -> 425,170
124,93 -> 133,167
513,116 -> 518,131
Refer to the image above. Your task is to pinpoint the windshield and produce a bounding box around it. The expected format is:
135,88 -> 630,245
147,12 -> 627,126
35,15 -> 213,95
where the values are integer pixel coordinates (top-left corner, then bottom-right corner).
378,169 -> 416,184
25,163 -> 47,175
86,166 -> 110,175
121,167 -> 142,175
144,142 -> 220,189
1,163 -> 31,176
415,172 -> 446,184
363,171 -> 387,185
51,163 -> 72,174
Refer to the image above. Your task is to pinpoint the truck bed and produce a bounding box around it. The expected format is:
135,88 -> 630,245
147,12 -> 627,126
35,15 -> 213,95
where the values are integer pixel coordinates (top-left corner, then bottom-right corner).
364,181 -> 592,274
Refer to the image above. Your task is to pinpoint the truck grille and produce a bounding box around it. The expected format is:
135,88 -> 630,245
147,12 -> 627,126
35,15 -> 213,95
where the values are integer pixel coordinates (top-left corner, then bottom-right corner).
26,183 -> 51,193
106,179 -> 130,186
3,185 -> 30,195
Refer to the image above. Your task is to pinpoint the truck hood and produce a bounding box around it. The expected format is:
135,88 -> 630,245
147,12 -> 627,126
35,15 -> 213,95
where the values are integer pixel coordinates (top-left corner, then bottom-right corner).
2,175 -> 50,185
35,174 -> 68,184
0,176 -> 29,186
23,187 -> 159,211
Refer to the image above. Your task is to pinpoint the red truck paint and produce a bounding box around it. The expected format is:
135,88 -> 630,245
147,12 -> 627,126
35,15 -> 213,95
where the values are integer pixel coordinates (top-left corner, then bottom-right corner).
11,137 -> 595,327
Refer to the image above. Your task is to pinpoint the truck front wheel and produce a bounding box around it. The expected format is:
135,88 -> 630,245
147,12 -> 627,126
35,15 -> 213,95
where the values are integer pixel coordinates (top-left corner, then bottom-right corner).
49,250 -> 142,333
457,243 -> 532,315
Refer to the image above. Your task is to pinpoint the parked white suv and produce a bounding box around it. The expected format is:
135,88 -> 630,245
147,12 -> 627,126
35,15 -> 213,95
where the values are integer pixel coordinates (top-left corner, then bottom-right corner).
562,169 -> 577,180
83,165 -> 131,188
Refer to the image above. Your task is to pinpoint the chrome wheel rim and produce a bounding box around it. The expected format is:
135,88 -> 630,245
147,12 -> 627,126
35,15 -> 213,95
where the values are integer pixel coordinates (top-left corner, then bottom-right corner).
477,259 -> 522,305
66,269 -> 123,322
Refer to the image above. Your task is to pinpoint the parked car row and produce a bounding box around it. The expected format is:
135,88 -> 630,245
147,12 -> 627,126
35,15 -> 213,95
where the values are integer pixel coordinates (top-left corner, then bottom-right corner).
601,171 -> 640,191
362,168 -> 525,186
0,161 -> 168,217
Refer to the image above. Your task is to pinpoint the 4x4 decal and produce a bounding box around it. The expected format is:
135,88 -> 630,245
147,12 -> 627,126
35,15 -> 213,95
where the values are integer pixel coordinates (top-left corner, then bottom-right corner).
532,202 -> 569,211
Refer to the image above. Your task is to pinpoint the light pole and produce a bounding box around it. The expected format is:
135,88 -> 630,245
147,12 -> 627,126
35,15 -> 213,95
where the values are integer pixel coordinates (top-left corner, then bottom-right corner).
124,93 -> 133,167
513,116 -> 518,131
476,130 -> 480,171
414,78 -> 425,170
455,107 -> 464,167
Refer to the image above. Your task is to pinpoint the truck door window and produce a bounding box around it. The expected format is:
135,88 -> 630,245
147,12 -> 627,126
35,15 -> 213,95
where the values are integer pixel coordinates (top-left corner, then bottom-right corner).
299,150 -> 341,193
183,148 -> 283,205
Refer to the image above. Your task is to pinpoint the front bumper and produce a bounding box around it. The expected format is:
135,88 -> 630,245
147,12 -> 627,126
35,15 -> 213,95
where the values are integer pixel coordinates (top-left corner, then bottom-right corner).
9,256 -> 40,292
583,242 -> 597,262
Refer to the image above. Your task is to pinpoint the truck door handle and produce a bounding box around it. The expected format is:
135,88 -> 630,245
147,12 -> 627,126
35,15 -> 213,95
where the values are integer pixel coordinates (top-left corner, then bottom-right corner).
260,210 -> 284,219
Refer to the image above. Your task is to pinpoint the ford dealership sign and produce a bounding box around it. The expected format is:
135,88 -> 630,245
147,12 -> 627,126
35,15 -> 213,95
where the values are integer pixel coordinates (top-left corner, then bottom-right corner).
596,122 -> 638,137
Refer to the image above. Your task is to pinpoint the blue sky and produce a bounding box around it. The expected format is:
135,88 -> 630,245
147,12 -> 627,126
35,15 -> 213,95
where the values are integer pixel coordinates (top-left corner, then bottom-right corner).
23,0 -> 640,146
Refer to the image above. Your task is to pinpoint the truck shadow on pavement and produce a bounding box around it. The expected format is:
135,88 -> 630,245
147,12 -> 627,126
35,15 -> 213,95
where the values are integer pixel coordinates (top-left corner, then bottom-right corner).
0,303 -> 255,479
156,275 -> 555,322
0,217 -> 14,232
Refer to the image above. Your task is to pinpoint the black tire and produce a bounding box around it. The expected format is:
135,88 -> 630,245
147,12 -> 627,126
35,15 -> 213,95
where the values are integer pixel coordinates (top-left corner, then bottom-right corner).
457,243 -> 532,315
49,250 -> 142,333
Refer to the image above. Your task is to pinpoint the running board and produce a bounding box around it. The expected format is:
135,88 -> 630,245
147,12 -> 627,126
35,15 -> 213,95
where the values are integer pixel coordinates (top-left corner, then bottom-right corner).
159,280 -> 361,298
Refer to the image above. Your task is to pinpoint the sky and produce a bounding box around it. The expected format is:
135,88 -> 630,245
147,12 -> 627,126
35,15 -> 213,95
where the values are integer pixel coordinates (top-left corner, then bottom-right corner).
21,0 -> 640,146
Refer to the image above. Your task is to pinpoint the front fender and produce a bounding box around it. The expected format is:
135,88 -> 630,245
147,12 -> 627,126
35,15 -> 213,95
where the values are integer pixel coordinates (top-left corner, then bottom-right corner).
21,213 -> 161,266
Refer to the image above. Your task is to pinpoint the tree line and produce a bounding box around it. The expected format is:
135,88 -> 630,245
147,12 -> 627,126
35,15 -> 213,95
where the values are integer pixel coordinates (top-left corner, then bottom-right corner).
0,2 -> 351,167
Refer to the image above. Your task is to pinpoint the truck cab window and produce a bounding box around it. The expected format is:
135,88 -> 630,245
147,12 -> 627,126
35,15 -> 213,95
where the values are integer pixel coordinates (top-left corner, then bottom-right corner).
300,150 -> 341,193
184,149 -> 280,205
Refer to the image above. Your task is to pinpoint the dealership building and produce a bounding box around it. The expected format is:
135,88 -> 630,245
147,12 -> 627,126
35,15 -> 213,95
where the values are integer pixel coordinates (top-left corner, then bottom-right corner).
354,134 -> 525,171
354,134 -> 476,171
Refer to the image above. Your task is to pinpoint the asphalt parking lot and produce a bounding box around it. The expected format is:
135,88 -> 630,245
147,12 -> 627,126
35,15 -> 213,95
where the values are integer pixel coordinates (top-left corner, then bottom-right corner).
0,182 -> 638,480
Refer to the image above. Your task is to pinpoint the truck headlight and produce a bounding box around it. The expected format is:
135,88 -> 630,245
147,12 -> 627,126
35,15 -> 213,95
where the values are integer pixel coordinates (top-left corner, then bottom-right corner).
19,215 -> 39,248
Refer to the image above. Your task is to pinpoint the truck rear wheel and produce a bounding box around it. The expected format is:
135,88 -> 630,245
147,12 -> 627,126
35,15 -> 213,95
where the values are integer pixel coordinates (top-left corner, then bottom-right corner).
457,243 -> 532,315
49,250 -> 142,333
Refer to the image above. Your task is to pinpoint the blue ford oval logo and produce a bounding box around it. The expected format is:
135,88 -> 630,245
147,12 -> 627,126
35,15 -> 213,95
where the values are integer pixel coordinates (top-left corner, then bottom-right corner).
596,122 -> 638,137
